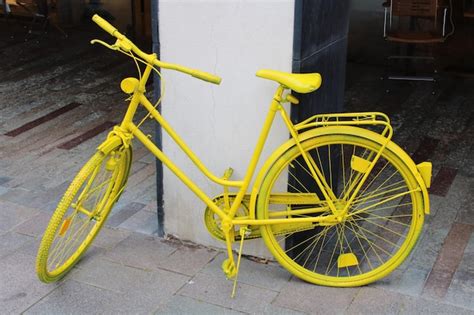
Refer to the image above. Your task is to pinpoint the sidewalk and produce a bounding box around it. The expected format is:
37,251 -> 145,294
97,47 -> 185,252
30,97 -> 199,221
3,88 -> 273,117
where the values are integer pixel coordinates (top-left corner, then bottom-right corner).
1,22 -> 474,315
1,195 -> 473,314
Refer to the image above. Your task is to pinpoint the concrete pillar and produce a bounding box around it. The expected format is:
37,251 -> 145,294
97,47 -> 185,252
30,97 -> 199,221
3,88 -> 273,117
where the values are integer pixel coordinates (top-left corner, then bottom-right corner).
157,1 -> 350,257
159,1 -> 294,256
288,0 -> 351,257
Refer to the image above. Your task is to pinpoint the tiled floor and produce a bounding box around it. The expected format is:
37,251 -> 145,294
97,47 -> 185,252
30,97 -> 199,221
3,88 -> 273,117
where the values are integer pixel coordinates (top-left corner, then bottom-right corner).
0,21 -> 159,234
1,20 -> 473,314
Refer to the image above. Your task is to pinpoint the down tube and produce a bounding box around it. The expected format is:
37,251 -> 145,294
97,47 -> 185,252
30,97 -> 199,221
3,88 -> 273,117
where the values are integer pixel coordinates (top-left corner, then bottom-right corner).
129,123 -> 229,220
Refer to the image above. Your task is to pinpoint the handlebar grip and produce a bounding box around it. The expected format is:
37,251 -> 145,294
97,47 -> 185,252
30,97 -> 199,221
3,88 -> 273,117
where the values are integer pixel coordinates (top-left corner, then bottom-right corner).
92,14 -> 121,38
190,70 -> 222,85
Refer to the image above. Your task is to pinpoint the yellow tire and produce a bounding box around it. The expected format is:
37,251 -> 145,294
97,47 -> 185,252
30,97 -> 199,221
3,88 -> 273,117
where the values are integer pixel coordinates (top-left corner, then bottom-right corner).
257,128 -> 424,286
36,144 -> 131,282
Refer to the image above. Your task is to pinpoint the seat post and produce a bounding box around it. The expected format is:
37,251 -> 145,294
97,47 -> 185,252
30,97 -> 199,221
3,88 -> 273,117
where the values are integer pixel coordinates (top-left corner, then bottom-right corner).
271,85 -> 285,110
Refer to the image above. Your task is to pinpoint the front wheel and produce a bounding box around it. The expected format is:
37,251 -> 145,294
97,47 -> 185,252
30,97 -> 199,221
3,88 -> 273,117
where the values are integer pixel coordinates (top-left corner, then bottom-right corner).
257,129 -> 424,287
36,143 -> 132,282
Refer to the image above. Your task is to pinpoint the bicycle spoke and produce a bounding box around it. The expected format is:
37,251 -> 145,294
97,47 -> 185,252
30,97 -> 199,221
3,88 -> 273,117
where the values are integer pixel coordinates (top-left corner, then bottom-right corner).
352,213 -> 407,239
349,189 -> 417,217
260,134 -> 423,285
356,160 -> 390,199
346,219 -> 374,272
351,211 -> 413,228
349,220 -> 398,255
345,220 -> 385,265
351,184 -> 408,209
352,179 -> 406,205
49,215 -> 91,269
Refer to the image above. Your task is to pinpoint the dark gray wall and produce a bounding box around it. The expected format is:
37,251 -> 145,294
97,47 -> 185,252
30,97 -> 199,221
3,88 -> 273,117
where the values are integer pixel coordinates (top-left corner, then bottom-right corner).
292,0 -> 351,120
288,0 -> 351,256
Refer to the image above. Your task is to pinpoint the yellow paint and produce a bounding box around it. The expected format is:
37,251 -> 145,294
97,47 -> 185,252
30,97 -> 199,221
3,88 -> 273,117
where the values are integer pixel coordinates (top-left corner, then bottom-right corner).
416,162 -> 432,188
351,155 -> 371,173
256,69 -> 322,93
120,77 -> 139,94
338,253 -> 359,268
36,15 -> 433,294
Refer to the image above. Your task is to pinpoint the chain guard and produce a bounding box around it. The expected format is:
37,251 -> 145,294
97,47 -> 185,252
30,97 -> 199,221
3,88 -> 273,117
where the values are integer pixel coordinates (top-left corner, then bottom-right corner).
204,194 -> 261,241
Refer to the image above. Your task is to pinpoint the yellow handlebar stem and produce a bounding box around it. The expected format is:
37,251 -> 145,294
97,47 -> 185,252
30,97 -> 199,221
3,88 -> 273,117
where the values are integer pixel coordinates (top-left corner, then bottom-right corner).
91,14 -> 221,85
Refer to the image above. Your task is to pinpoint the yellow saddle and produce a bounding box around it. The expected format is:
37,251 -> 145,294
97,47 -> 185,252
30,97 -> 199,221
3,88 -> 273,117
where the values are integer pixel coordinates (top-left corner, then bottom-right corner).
256,69 -> 322,94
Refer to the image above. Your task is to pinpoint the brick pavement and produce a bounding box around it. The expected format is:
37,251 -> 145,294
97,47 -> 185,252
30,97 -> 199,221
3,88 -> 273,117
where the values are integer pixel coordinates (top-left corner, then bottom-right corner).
1,21 -> 474,314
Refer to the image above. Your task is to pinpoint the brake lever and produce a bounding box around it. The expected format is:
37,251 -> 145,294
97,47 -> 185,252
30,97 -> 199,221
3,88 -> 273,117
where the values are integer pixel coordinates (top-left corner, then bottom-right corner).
90,39 -> 119,51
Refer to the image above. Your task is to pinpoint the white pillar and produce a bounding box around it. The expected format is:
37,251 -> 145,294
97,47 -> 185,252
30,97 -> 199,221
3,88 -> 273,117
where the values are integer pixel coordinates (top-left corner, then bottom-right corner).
159,0 -> 294,256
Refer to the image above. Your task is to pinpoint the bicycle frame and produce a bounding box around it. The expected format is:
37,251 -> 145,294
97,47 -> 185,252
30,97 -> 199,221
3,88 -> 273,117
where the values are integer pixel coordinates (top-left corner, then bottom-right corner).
36,15 -> 434,298
112,60 -> 343,229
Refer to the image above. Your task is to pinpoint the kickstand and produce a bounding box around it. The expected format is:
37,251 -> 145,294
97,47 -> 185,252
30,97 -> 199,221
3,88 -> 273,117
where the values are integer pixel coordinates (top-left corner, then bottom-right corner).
231,227 -> 248,298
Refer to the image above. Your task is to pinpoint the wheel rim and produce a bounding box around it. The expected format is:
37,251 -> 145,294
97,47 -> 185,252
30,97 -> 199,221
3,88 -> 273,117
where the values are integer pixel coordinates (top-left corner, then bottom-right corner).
258,135 -> 423,285
46,150 -> 128,277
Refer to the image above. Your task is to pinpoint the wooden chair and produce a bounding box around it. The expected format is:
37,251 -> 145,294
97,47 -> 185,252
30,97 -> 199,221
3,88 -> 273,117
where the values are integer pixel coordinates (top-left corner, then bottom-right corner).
383,0 -> 449,84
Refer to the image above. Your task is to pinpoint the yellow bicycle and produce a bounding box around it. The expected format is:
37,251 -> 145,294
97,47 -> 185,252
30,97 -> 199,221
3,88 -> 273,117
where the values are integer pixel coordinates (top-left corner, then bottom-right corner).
36,15 -> 433,296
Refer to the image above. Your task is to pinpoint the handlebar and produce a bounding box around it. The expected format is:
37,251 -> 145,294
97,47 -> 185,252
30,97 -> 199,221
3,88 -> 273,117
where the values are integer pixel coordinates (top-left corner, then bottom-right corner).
91,14 -> 221,85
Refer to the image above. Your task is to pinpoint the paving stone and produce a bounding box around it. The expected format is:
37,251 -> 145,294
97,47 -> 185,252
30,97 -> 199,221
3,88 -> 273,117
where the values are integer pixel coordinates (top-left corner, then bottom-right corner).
401,292 -> 474,315
72,258 -> 189,304
156,243 -> 218,276
261,304 -> 308,315
142,200 -> 158,213
24,280 -> 147,314
0,232 -> 35,258
408,226 -> 450,273
0,176 -> 12,186
202,252 -> 291,291
119,209 -> 159,235
368,267 -> 404,291
15,236 -> 42,258
444,270 -> 474,311
13,210 -> 51,237
74,245 -> 107,269
154,294 -> 244,315
0,252 -> 60,313
347,287 -> 411,314
273,278 -> 359,314
103,233 -> 177,271
106,201 -> 146,228
455,179 -> 474,225
138,153 -> 157,164
0,188 -> 41,211
392,267 -> 430,297
457,233 -> 474,274
123,161 -> 155,189
0,199 -> 39,233
0,186 -> 8,196
92,226 -> 131,250
178,272 -> 279,314
423,223 -> 474,299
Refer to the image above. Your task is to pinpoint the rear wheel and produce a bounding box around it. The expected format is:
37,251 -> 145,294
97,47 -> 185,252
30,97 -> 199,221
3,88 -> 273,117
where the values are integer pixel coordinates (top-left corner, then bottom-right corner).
257,131 -> 424,287
36,144 -> 131,282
